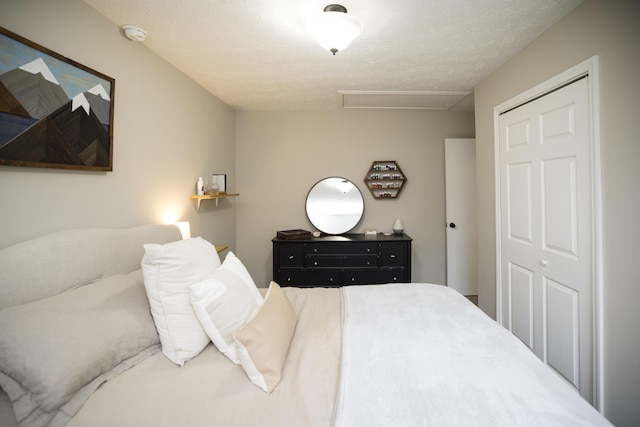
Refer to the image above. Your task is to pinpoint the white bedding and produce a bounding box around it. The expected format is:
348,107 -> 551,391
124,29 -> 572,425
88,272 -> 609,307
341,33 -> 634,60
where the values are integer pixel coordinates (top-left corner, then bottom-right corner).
1,280 -> 614,427
333,283 -> 612,427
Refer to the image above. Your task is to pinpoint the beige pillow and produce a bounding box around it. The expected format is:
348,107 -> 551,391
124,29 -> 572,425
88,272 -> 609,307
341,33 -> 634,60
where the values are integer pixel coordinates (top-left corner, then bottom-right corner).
0,271 -> 160,426
233,282 -> 297,393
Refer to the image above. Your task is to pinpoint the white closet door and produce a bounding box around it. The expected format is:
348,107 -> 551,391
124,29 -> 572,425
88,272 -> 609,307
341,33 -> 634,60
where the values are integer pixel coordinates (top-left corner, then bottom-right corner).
498,77 -> 594,402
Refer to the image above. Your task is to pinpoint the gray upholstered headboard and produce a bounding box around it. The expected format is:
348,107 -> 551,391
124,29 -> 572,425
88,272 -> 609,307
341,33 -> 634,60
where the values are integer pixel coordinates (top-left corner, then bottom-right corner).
0,224 -> 181,309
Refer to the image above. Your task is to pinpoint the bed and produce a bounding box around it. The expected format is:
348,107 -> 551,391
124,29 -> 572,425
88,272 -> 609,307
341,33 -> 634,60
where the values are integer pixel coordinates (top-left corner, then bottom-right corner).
0,224 -> 611,426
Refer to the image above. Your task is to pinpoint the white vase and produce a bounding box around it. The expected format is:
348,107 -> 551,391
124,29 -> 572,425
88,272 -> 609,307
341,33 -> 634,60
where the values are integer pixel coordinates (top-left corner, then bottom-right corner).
393,218 -> 404,235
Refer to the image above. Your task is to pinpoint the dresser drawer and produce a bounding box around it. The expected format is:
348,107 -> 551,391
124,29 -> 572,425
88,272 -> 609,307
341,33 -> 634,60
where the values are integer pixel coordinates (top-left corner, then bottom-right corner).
343,268 -> 406,285
378,268 -> 408,283
305,243 -> 378,255
380,243 -> 408,267
276,269 -> 341,287
306,255 -> 378,268
276,244 -> 304,267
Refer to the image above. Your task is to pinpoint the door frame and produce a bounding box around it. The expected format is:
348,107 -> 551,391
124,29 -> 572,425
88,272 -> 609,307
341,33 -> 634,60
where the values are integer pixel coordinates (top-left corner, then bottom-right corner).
492,56 -> 603,409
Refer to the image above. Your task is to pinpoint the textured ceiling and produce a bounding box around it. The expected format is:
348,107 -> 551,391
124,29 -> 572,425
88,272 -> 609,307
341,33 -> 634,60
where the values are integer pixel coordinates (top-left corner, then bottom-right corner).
81,0 -> 583,111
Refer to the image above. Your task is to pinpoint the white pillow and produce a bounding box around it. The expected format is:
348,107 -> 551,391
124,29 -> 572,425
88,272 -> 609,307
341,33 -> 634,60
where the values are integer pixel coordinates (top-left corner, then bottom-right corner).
234,281 -> 298,393
141,236 -> 221,366
190,251 -> 263,364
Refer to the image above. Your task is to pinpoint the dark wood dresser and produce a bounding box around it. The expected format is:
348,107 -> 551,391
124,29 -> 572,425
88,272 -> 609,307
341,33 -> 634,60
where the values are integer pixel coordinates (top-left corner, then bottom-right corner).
272,233 -> 411,287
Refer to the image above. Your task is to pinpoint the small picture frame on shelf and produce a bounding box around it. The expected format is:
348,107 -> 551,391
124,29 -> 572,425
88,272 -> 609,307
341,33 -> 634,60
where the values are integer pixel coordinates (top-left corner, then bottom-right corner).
211,174 -> 226,193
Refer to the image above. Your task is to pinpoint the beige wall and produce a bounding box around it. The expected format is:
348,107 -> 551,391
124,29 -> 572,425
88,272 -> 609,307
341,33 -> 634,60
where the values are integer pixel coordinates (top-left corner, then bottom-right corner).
0,0 -> 237,249
474,1 -> 640,425
235,109 -> 475,289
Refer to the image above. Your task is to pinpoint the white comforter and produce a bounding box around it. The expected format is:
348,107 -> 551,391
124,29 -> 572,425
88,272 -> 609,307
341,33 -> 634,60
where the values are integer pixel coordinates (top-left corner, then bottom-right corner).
333,283 -> 612,427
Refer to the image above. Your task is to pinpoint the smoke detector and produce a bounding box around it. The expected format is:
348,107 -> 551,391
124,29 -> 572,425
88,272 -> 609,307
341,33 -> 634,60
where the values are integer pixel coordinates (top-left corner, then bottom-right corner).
121,25 -> 147,42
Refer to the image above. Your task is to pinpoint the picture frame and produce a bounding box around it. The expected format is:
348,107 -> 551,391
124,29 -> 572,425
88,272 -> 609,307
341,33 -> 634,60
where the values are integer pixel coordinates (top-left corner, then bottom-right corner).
211,173 -> 226,193
0,26 -> 115,171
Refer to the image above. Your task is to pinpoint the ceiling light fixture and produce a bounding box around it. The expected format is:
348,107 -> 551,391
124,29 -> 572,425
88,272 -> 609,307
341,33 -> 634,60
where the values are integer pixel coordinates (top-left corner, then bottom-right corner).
307,4 -> 362,55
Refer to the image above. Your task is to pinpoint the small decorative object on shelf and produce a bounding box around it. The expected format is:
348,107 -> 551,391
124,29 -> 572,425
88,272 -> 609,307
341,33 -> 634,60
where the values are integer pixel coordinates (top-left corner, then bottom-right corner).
211,174 -> 226,193
196,177 -> 205,196
364,161 -> 406,199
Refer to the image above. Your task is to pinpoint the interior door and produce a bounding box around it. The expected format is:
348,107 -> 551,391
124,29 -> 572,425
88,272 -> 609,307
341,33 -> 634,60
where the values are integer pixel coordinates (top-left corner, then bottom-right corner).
445,138 -> 477,295
498,77 -> 594,401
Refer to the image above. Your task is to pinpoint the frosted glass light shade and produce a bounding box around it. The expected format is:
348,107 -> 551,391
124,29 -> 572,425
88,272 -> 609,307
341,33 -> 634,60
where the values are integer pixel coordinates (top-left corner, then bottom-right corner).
307,5 -> 362,55
174,221 -> 191,239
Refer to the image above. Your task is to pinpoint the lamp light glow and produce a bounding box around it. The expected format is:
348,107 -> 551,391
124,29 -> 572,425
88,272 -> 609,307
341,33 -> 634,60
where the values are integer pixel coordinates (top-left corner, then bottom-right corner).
307,4 -> 362,55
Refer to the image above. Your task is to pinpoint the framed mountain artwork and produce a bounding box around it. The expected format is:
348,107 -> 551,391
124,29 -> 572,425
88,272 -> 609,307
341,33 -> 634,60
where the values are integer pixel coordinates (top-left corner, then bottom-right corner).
0,26 -> 115,171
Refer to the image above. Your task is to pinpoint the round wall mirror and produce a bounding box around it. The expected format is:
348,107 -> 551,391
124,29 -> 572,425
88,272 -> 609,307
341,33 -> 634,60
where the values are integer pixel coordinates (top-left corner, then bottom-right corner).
305,177 -> 364,235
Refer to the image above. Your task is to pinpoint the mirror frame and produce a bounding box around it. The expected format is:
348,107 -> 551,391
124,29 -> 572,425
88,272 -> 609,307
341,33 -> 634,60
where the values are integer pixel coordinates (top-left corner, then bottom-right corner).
305,177 -> 364,235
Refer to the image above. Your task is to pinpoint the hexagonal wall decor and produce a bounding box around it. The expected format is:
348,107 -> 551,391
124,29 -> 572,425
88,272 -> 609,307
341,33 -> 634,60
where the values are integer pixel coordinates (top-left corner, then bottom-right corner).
364,160 -> 407,199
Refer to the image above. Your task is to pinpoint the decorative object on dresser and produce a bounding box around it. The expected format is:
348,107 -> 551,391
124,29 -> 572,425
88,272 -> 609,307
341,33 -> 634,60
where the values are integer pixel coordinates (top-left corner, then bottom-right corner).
392,218 -> 404,235
0,27 -> 115,171
276,229 -> 313,240
273,233 -> 411,287
364,160 -> 407,199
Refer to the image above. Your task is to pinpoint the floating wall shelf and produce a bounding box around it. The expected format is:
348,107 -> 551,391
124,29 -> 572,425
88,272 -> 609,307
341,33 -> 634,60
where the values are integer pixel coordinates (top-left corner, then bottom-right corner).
190,193 -> 239,210
215,245 -> 229,253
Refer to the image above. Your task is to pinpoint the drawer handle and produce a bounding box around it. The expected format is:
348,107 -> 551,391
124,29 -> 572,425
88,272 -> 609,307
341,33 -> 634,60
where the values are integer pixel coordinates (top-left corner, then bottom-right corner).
390,254 -> 396,258
330,278 -> 334,282
314,261 -> 318,266
367,261 -> 370,265
393,277 -> 397,281
288,255 -> 294,260
367,248 -> 370,252
351,277 -> 355,282
314,248 -> 318,253
287,277 -> 291,282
